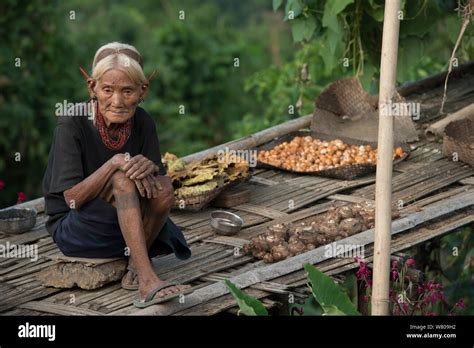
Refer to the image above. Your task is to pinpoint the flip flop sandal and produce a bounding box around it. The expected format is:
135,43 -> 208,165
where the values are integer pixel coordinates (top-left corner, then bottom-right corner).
132,281 -> 193,308
121,265 -> 139,290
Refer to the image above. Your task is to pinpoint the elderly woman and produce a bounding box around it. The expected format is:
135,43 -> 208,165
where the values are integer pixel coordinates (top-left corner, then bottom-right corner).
42,42 -> 191,308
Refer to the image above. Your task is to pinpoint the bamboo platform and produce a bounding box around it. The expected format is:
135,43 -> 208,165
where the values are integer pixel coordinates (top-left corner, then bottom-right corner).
1,66 -> 473,316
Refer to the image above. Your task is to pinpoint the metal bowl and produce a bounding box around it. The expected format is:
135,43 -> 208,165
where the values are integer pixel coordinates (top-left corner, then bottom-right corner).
210,210 -> 243,236
0,208 -> 37,234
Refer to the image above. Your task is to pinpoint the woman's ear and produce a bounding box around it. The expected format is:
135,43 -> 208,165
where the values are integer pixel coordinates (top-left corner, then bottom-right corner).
140,83 -> 149,100
87,78 -> 97,97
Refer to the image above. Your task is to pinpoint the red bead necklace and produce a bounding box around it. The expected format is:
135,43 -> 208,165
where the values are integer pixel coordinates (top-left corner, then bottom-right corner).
95,103 -> 132,151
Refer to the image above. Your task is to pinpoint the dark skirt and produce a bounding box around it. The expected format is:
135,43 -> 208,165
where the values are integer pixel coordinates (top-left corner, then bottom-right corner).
52,197 -> 191,260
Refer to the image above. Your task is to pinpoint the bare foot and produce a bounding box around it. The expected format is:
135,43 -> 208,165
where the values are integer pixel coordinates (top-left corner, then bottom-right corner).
122,269 -> 139,288
139,278 -> 191,301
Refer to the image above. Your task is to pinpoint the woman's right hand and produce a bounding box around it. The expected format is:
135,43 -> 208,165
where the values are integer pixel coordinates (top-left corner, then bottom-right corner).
111,153 -> 129,171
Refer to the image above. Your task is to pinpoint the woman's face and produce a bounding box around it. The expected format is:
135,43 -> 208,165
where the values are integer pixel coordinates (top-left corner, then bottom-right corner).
91,69 -> 147,127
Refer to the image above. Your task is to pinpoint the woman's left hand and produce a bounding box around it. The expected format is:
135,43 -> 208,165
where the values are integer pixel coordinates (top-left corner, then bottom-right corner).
134,175 -> 159,199
122,154 -> 156,180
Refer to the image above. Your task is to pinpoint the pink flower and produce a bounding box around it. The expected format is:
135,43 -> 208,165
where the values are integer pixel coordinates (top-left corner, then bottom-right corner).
391,270 -> 398,281
0,180 -> 5,191
16,192 -> 26,204
439,291 -> 445,301
355,259 -> 371,281
391,260 -> 398,269
455,298 -> 466,309
405,258 -> 416,268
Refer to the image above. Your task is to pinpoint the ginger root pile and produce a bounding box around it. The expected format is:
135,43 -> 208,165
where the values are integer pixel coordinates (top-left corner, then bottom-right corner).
257,136 -> 405,172
243,203 -> 400,263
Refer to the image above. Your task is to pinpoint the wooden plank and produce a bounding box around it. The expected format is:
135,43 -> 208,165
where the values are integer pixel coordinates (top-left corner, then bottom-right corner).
393,167 -> 473,204
2,308 -> 54,316
0,230 -> 49,245
354,161 -> 455,197
327,194 -> 375,204
18,301 -> 105,316
250,184 -> 303,205
152,245 -> 226,274
0,238 -> 53,267
234,204 -> 289,219
0,260 -> 55,282
172,255 -> 254,284
202,236 -> 249,248
402,186 -> 471,213
249,176 -> 279,186
354,161 -> 473,202
0,286 -> 61,313
278,178 -> 376,212
47,283 -> 122,306
460,177 -> 474,185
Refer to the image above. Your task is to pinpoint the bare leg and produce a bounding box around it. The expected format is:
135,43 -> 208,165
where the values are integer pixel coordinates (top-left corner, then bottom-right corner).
124,176 -> 175,287
141,175 -> 175,248
99,175 -> 171,247
107,171 -> 187,299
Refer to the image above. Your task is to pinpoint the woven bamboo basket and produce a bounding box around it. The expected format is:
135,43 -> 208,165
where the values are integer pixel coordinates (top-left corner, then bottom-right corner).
173,186 -> 225,212
255,130 -> 410,180
442,118 -> 474,167
172,170 -> 252,212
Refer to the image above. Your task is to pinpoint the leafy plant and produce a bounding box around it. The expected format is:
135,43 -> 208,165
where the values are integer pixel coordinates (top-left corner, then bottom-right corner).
304,263 -> 360,315
225,263 -> 359,316
224,279 -> 268,316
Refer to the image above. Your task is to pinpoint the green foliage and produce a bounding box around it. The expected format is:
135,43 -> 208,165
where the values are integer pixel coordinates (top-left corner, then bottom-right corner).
272,0 -> 464,80
304,263 -> 360,315
0,0 -> 80,206
289,295 -> 324,316
424,226 -> 474,315
226,265 -> 359,316
236,0 -> 472,138
224,279 -> 269,316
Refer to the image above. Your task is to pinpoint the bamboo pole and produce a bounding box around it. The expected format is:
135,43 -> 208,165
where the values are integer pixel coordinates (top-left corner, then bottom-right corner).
372,0 -> 401,316
425,103 -> 474,141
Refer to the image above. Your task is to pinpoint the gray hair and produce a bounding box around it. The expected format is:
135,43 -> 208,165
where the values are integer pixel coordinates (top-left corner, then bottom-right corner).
91,42 -> 147,87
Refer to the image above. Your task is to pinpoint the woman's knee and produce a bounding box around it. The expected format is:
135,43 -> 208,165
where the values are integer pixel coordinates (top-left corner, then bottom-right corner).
111,171 -> 136,193
150,177 -> 175,210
